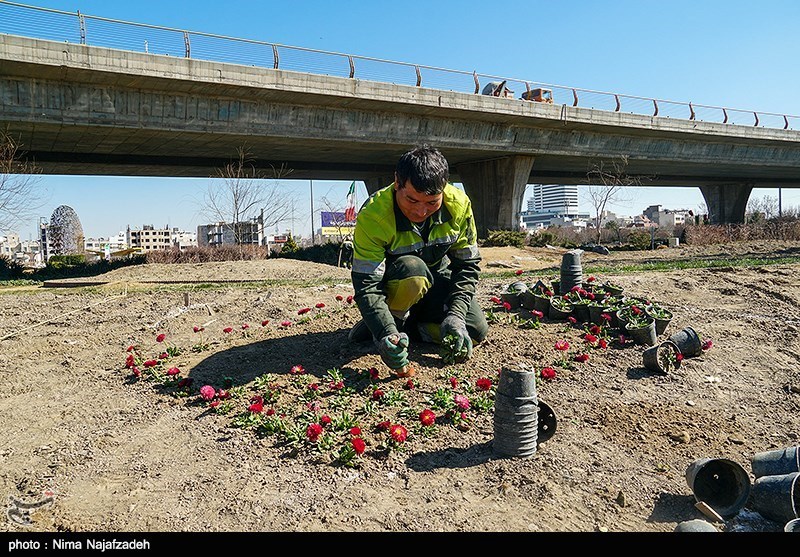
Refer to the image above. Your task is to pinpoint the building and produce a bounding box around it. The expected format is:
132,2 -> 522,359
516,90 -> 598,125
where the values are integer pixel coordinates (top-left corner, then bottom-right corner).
171,229 -> 198,251
520,184 -> 590,230
0,233 -> 20,257
197,213 -> 264,247
643,205 -> 689,227
127,224 -> 172,251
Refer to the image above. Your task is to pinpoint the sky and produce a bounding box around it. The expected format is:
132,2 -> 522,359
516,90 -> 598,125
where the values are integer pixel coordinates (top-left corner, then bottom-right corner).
6,0 -> 800,240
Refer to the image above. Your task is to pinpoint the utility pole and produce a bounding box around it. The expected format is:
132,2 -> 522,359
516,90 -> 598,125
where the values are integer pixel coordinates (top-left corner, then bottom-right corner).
310,180 -> 315,245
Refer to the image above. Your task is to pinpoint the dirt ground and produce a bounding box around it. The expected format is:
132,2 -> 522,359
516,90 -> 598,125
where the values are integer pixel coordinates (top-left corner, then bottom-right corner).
1,240 -> 799,535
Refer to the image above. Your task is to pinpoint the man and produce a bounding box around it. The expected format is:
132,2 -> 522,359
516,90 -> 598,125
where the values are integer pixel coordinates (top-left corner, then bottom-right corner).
348,145 -> 489,375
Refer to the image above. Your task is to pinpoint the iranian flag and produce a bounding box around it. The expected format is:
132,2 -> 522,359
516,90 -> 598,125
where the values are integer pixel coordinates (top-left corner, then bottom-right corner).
344,181 -> 357,222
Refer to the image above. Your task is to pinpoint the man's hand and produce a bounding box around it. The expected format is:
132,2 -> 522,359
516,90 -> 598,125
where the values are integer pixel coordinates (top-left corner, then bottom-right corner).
376,333 -> 409,370
440,314 -> 472,360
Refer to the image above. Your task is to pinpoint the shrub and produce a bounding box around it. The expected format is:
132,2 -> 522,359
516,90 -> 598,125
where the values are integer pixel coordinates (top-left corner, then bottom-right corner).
277,242 -> 342,267
480,229 -> 527,248
0,255 -> 25,279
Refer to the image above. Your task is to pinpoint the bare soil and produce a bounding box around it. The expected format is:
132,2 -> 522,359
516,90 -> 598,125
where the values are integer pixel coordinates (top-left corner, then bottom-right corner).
1,240 -> 799,534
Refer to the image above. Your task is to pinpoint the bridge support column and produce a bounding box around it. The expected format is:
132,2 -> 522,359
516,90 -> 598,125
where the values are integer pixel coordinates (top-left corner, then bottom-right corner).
363,175 -> 396,195
699,183 -> 754,224
455,155 -> 535,238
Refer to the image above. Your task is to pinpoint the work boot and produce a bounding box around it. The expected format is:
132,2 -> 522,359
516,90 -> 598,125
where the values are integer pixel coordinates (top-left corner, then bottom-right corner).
347,319 -> 373,343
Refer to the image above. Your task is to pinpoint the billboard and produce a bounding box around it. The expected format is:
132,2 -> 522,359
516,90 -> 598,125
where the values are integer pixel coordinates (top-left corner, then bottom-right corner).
320,211 -> 356,229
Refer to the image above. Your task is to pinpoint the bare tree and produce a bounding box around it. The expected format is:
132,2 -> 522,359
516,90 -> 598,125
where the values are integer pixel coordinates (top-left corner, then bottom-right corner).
203,146 -> 296,245
0,131 -> 45,234
746,194 -> 779,222
584,155 -> 644,245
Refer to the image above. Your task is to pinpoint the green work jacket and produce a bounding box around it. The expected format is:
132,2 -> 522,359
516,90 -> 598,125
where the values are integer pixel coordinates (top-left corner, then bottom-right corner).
351,183 -> 481,340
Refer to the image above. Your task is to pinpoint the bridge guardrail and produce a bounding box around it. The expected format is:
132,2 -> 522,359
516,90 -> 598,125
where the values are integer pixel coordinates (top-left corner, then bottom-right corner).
1,0 -> 797,131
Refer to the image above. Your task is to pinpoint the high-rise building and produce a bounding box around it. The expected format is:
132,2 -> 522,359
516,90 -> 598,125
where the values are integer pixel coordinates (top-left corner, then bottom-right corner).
521,184 -> 588,230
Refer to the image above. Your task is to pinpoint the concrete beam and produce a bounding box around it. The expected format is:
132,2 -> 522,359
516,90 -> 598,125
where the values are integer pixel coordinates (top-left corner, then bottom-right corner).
363,175 -> 395,196
699,183 -> 754,224
456,156 -> 535,237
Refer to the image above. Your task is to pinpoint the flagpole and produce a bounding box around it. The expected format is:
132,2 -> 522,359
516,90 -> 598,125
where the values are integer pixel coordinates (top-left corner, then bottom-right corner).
310,180 -> 315,246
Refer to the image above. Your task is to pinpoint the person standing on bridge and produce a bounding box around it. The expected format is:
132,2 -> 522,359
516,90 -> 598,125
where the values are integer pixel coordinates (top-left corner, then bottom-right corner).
348,144 -> 488,376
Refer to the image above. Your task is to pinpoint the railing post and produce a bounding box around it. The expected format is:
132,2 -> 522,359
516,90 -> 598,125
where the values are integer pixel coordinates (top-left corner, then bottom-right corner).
473,71 -> 480,94
785,115 -> 790,130
689,102 -> 695,120
722,108 -> 728,124
415,65 -> 421,87
272,45 -> 279,69
652,99 -> 658,117
348,55 -> 354,78
572,88 -> 578,107
183,31 -> 190,58
753,112 -> 759,127
77,11 -> 86,44
614,94 -> 620,112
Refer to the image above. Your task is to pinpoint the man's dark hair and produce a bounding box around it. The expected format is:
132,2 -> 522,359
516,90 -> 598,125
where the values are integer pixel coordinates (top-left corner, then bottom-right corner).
395,145 -> 449,195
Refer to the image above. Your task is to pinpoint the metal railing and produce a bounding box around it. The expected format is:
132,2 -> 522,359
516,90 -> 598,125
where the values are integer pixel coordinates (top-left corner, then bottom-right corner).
1,0 -> 797,131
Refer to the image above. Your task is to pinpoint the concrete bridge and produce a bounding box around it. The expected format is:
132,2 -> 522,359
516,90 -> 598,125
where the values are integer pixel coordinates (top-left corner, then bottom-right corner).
2,34 -> 800,236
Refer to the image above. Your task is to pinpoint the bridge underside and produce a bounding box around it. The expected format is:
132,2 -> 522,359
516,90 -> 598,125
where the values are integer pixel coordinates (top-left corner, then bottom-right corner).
2,34 -> 800,235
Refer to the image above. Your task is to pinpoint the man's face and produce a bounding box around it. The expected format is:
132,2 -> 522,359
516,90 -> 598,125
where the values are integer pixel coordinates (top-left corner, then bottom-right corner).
394,179 -> 443,224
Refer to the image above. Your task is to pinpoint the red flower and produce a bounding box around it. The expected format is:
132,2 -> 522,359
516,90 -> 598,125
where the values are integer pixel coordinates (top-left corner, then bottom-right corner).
241,323 -> 250,330
125,354 -> 135,368
490,296 -> 502,304
351,437 -> 366,455
329,380 -> 344,391
261,319 -> 270,327
166,367 -> 180,376
389,424 -> 408,444
631,305 -> 642,315
320,415 -> 331,426
587,276 -> 596,282
346,295 -> 354,304
544,290 -> 553,297
177,377 -> 194,389
290,364 -> 305,375
368,367 -> 379,380
589,325 -> 601,335
192,326 -> 203,333
476,378 -> 493,391
502,301 -> 512,311
372,388 -> 384,401
376,420 -> 391,432
335,295 -> 344,302
349,427 -> 362,436
280,320 -> 292,327
307,383 -> 319,392
449,376 -> 458,389
306,422 -> 323,442
223,327 -> 233,334
601,313 -> 612,322
541,367 -> 556,380
568,316 -> 577,324
315,302 -> 325,309
675,352 -> 685,363
156,333 -> 166,343
248,395 -> 264,413
515,269 -> 524,276
209,400 -> 220,409
265,408 -> 275,416
199,385 -> 215,401
419,409 -> 436,426
618,334 -> 627,345
131,366 -> 141,377
159,352 -> 169,359
298,307 -> 311,315
217,389 -> 230,400
587,292 -> 596,301
143,359 -> 158,368
702,339 -> 713,351
599,339 -> 608,349
584,333 -> 598,344
574,353 -> 590,363
555,340 -> 570,351
404,378 -> 416,390
126,345 -> 136,352
532,310 -> 544,319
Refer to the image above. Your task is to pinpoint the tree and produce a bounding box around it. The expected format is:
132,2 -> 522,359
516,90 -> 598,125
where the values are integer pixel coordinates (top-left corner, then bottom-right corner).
203,146 -> 296,245
0,131 -> 45,234
584,155 -> 645,245
746,195 -> 778,222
